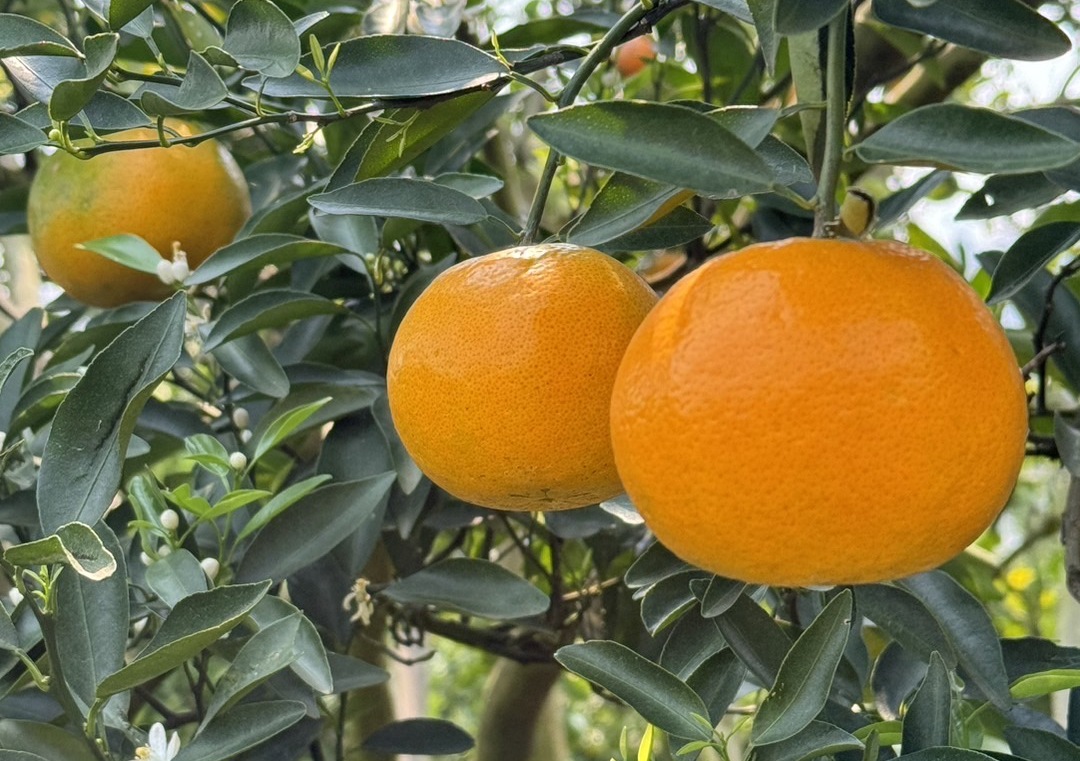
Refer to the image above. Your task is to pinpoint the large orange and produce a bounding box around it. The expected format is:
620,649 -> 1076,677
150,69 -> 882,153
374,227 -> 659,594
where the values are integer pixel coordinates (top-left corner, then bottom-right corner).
387,244 -> 657,511
27,127 -> 251,307
610,237 -> 1028,586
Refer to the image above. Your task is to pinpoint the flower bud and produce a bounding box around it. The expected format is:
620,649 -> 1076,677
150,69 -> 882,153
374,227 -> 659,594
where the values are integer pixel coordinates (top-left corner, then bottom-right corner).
200,557 -> 220,580
156,260 -> 175,285
228,451 -> 248,471
160,509 -> 180,531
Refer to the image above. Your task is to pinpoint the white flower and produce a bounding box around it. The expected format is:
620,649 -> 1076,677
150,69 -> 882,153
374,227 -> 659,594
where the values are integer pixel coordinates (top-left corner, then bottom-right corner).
342,577 -> 374,626
132,722 -> 180,761
155,260 -> 175,286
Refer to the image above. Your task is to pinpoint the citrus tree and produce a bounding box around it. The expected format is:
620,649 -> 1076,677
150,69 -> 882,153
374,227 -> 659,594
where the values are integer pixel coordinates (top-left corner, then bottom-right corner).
0,1 -> 1079,760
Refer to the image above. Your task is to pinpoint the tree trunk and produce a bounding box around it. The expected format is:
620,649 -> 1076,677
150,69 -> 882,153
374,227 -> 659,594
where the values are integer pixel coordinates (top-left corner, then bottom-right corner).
475,659 -> 566,761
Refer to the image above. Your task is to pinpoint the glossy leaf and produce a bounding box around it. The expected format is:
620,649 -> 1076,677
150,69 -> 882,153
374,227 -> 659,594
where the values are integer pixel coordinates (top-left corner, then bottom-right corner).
235,475 -> 395,584
773,0 -> 848,35
856,105 -> 1080,174
1005,726 -> 1080,760
556,641 -> 712,740
254,35 -> 506,99
248,595 -> 333,694
1011,668 -> 1080,700
145,549 -> 208,608
567,175 -> 687,247
222,0 -> 301,78
203,290 -> 345,351
174,701 -> 306,761
97,581 -> 271,696
189,234 -> 345,285
328,652 -> 390,692
987,222 -> 1080,305
236,475 -> 332,541
754,721 -> 863,761
600,207 -> 713,252
38,293 -> 185,534
687,649 -> 746,724
855,584 -> 956,666
700,577 -> 748,618
53,523 -> 128,713
49,33 -> 118,122
0,14 -> 80,56
77,234 -> 162,274
714,592 -> 791,686
625,542 -> 692,589
753,590 -> 853,745
140,52 -> 228,116
0,114 -> 47,155
872,0 -> 1070,61
0,721 -> 97,761
202,616 -> 302,726
899,572 -> 1011,709
957,173 -> 1064,221
4,522 -> 116,580
309,178 -> 488,225
212,334 -> 290,399
529,102 -> 775,197
250,397 -> 331,465
361,719 -> 474,755
640,572 -> 705,635
107,0 -> 152,29
660,613 -> 727,679
381,558 -> 549,620
902,652 -> 953,753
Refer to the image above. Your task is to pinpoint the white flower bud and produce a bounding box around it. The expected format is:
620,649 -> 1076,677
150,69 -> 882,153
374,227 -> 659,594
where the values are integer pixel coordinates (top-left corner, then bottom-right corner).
239,429 -> 253,444
160,509 -> 180,531
228,451 -> 248,471
170,259 -> 190,283
200,557 -> 220,581
232,407 -> 250,429
8,588 -> 23,606
158,545 -> 172,558
140,552 -> 152,567
156,260 -> 175,285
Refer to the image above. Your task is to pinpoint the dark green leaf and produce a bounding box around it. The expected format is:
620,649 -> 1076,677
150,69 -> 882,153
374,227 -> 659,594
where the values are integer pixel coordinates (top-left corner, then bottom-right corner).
248,596 -> 333,694
253,36 -> 506,99
145,549 -> 208,608
237,475 -> 331,541
980,251 -> 1080,389
625,542 -> 692,589
687,649 -> 746,724
362,719 -> 474,755
567,174 -> 687,247
957,173 -> 1064,221
754,721 -> 864,761
1006,727 -> 1080,761
899,572 -> 1011,709
107,0 -> 153,29
856,585 -> 957,666
1057,414 -> 1080,477
0,600 -> 18,651
54,523 -> 128,713
891,749 -> 996,760
0,14 -> 80,57
328,652 -> 390,692
640,571 -> 705,635
697,0 -> 753,22
4,522 -> 116,580
701,577 -> 748,618
49,33 -> 119,122
189,234 -> 345,285
753,590 -> 853,745
212,335 -> 290,399
97,581 -> 271,696
433,172 -> 505,199
309,178 -> 488,226
0,349 -> 33,405
600,206 -> 713,252
774,0 -> 848,35
748,0 -> 781,72
250,398 -> 331,465
987,222 -> 1080,305
529,102 -> 775,197
0,751 -> 49,761
856,104 -> 1080,174
235,475 -> 395,584
556,641 -> 712,740
878,171 -> 950,226
38,293 -> 185,534
203,616 -> 302,726
0,721 -> 97,761
371,393 -> 423,494
872,0 -> 1070,61
203,290 -> 345,351
714,593 -> 791,686
381,558 -> 549,620
174,701 -> 306,761
140,52 -> 228,116
76,233 -> 162,274
223,0 -> 301,78
903,652 -> 953,753
660,613 -> 727,679
0,114 -> 46,155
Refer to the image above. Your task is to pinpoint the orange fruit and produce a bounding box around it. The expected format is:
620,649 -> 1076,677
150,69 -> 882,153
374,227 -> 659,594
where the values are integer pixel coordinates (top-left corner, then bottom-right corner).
614,35 -> 656,78
27,126 -> 251,307
387,243 -> 658,511
610,237 -> 1028,586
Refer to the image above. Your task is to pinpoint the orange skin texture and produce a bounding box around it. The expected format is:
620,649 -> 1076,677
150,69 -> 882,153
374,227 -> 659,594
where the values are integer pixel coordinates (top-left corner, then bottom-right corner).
28,128 -> 251,307
387,244 -> 658,511
615,36 -> 657,78
610,237 -> 1029,586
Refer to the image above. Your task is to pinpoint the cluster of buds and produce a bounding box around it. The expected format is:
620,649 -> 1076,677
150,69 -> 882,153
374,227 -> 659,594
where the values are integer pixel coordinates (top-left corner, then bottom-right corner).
156,242 -> 191,286
363,252 -> 409,294
232,406 -> 253,444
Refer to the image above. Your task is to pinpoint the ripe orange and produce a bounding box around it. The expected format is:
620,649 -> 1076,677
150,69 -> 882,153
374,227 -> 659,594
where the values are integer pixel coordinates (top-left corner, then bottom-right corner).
610,237 -> 1028,586
387,244 -> 658,511
614,35 -> 656,78
27,126 -> 251,307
